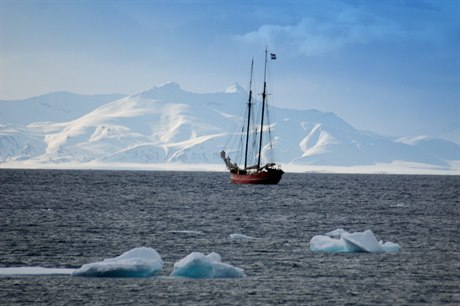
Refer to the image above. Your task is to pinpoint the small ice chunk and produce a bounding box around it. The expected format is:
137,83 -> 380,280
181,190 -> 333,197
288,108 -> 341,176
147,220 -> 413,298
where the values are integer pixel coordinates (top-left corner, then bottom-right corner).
342,230 -> 384,253
171,252 -> 245,279
229,233 -> 254,240
380,241 -> 401,253
325,228 -> 349,238
206,252 -> 245,278
212,261 -> 245,278
310,229 -> 401,254
171,252 -> 214,278
206,252 -> 222,262
72,247 -> 163,277
310,235 -> 349,253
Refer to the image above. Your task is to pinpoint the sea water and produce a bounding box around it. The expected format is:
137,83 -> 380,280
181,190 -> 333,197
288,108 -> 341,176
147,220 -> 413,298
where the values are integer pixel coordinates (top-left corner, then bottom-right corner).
0,169 -> 459,305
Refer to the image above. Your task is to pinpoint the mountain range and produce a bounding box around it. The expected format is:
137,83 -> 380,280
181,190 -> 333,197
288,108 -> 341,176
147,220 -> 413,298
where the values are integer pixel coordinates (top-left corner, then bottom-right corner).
1,82 -> 459,174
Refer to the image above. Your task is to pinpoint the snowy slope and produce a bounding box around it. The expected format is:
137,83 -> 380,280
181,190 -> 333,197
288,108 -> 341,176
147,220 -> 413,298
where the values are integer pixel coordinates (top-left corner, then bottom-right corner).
1,83 -> 240,164
1,92 -> 125,125
1,82 -> 459,173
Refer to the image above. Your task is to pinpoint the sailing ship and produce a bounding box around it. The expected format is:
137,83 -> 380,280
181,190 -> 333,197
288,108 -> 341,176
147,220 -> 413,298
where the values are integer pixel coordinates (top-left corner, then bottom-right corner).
220,49 -> 284,184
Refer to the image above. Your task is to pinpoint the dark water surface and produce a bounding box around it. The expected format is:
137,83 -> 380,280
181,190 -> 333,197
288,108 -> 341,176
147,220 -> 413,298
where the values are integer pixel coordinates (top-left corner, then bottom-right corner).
0,169 -> 459,305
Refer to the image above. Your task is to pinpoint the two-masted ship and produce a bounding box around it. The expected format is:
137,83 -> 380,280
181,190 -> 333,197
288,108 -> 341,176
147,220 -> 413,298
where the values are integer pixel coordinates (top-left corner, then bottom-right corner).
220,49 -> 284,184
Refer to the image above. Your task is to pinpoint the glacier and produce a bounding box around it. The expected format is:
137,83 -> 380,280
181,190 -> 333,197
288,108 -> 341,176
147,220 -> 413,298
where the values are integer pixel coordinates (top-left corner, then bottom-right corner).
170,252 -> 245,279
310,229 -> 401,253
72,247 -> 163,277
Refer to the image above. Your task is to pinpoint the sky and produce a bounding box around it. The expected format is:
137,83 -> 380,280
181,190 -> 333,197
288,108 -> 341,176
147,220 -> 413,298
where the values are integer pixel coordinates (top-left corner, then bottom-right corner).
1,0 -> 459,143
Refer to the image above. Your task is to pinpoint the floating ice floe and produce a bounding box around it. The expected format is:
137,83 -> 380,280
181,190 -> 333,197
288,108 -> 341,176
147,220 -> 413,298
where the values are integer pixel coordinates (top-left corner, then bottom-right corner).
310,229 -> 401,253
170,252 -> 245,279
72,247 -> 163,277
0,267 -> 75,276
229,233 -> 254,241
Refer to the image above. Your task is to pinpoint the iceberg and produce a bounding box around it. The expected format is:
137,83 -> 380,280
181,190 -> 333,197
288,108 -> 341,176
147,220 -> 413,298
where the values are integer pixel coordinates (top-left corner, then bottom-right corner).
72,247 -> 163,277
170,252 -> 245,279
310,229 -> 401,253
310,235 -> 349,253
342,230 -> 386,253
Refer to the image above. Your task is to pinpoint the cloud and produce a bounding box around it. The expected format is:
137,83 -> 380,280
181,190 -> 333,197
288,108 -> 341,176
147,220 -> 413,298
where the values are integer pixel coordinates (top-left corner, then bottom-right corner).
236,7 -> 406,56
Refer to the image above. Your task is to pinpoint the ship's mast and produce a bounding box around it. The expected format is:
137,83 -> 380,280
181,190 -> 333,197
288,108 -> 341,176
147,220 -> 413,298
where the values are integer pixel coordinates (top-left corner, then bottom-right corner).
257,48 -> 268,169
244,58 -> 254,169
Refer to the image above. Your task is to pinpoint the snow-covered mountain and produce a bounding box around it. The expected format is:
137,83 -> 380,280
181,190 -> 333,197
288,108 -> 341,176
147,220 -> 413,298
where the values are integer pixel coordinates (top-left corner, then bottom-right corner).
1,91 -> 125,125
1,82 -> 459,174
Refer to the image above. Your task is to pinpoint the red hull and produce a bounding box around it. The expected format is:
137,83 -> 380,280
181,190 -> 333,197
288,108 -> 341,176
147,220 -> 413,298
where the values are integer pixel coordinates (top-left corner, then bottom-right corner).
230,169 -> 284,185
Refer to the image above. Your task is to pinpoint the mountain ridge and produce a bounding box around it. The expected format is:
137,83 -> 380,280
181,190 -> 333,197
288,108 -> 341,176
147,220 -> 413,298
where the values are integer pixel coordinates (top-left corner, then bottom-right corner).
1,83 -> 458,174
